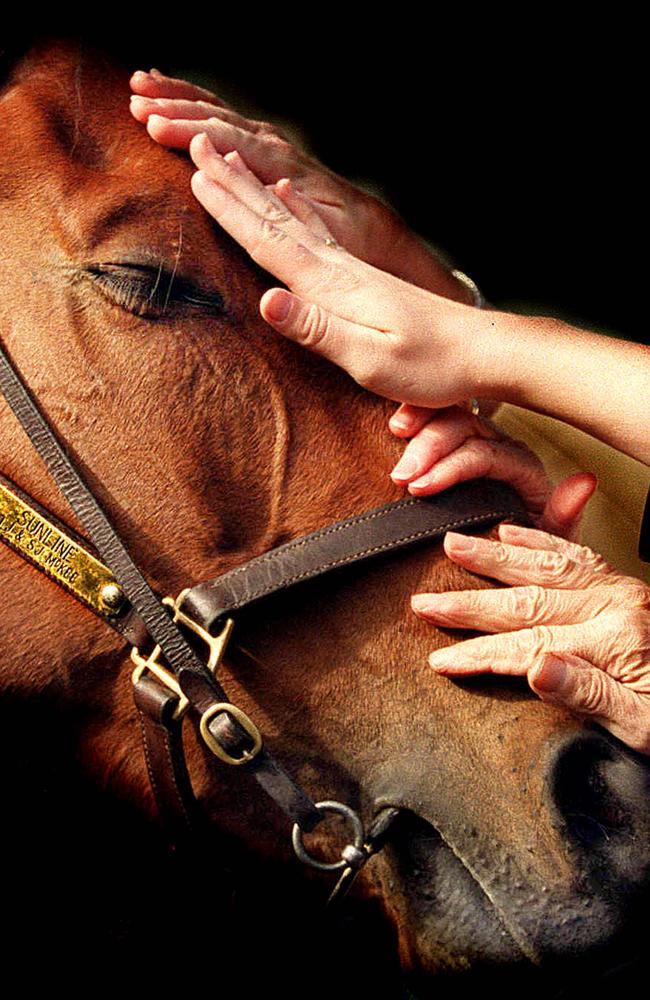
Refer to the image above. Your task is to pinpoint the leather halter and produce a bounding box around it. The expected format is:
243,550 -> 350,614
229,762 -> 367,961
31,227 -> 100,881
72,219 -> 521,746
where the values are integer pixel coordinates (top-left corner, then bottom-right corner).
0,338 -> 529,901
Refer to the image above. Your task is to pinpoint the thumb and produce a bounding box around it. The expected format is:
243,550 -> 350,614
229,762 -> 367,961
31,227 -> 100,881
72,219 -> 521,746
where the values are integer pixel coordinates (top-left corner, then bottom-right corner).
529,652 -> 618,721
529,653 -> 650,752
539,472 -> 597,541
260,287 -> 377,380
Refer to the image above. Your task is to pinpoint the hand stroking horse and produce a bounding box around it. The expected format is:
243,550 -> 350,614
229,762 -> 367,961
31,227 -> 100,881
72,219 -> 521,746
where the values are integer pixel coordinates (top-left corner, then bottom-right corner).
1,37 -> 649,999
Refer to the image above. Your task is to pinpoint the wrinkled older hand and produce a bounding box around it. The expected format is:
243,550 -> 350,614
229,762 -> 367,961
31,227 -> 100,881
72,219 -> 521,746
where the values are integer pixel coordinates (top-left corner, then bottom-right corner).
129,69 -> 466,299
413,523 -> 650,754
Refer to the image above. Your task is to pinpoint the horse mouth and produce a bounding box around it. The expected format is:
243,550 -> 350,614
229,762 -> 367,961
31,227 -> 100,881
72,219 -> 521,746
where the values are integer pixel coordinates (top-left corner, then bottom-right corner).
372,806 -> 648,999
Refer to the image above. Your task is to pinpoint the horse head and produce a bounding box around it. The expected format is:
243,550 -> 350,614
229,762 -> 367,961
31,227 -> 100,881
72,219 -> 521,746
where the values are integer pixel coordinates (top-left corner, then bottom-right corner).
1,38 -> 649,998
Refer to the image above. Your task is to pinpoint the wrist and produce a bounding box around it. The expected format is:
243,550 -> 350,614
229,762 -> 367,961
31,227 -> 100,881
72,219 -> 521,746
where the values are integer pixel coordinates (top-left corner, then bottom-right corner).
375,207 -> 472,302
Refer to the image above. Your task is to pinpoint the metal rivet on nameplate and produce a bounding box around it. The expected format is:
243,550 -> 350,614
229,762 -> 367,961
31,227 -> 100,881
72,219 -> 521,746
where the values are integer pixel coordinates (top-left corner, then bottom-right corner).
100,583 -> 125,611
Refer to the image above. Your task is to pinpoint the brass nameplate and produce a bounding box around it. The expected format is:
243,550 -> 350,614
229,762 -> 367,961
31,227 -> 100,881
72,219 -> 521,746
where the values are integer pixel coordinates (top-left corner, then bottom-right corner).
0,481 -> 121,617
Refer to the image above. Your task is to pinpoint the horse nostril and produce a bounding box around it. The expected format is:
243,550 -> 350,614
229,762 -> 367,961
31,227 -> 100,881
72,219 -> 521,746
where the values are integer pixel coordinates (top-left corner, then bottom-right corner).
548,732 -> 650,886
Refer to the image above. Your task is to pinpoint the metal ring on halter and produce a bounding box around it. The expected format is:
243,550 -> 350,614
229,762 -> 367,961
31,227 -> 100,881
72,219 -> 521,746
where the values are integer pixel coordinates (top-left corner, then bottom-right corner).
292,800 -> 366,872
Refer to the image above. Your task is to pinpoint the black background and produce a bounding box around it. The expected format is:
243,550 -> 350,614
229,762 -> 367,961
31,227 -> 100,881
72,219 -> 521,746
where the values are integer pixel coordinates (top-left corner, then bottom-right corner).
9,17 -> 647,343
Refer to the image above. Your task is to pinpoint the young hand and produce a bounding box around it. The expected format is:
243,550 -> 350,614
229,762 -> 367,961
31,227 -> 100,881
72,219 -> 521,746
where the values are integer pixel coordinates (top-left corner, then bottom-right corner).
388,403 -> 597,540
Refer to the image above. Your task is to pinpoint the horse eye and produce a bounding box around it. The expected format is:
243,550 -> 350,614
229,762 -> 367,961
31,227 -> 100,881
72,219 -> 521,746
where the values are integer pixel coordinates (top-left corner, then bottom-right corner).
85,263 -> 225,319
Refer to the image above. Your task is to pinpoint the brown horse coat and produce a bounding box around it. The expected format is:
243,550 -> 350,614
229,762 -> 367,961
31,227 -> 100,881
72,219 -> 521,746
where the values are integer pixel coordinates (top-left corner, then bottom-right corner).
1,38 -> 649,998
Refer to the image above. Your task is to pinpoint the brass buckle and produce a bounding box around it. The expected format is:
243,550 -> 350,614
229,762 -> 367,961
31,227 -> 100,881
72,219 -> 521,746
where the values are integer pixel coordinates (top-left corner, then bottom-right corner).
131,593 -> 259,764
173,592 -> 262,765
199,702 -> 263,766
131,592 -> 235,721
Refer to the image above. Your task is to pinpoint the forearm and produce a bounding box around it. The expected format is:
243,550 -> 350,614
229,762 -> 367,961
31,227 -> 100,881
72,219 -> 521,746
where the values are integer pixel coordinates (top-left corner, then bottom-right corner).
475,311 -> 650,464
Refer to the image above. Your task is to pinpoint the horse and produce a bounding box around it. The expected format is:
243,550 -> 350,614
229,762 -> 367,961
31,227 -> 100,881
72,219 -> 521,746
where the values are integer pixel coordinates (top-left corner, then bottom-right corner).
1,36 -> 649,998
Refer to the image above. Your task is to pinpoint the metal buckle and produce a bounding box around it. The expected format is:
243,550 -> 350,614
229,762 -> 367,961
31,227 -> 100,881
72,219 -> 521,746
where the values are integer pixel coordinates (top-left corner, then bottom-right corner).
173,592 -> 263,764
199,702 -> 263,766
131,593 -> 235,721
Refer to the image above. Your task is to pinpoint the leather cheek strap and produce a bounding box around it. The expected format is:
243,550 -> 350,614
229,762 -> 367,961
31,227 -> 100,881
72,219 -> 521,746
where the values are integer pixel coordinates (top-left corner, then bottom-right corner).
0,338 -> 323,833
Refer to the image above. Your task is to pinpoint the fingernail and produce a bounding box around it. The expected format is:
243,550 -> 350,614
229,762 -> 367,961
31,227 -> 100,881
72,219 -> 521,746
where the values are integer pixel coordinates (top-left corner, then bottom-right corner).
428,651 -> 452,671
531,655 -> 567,693
411,594 -> 455,620
264,291 -> 292,323
498,522 -> 526,536
150,68 -> 164,77
444,531 -> 475,551
389,416 -> 409,432
411,594 -> 433,613
390,456 -> 419,481
409,471 -> 439,490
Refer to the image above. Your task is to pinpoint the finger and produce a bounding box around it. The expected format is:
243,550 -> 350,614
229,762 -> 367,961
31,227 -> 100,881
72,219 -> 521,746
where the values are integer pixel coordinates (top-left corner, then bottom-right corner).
405,438 -> 550,514
130,95 -> 246,128
274,179 -> 334,240
190,133 -> 306,230
145,113 -> 252,154
190,135 -> 371,311
260,288 -> 387,379
538,472 -> 598,541
411,585 -> 616,632
426,619 -> 596,675
390,408 -> 488,484
147,114 -> 300,185
130,69 -> 225,105
496,522 -> 619,575
442,530 -> 615,590
529,653 -> 650,754
189,135 -> 395,345
389,403 -> 437,438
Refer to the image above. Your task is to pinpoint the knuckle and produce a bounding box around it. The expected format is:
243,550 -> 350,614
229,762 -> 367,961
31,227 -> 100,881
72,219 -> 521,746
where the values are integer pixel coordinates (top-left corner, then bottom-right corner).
262,200 -> 290,225
527,624 -> 555,658
619,581 -> 650,611
579,546 -> 609,573
537,550 -> 571,578
353,359 -> 384,394
580,671 -> 608,715
490,541 -> 512,567
628,607 -> 650,641
419,422 -> 445,444
300,303 -> 330,349
260,218 -> 285,242
463,437 -> 491,460
512,585 -> 548,624
249,220 -> 287,264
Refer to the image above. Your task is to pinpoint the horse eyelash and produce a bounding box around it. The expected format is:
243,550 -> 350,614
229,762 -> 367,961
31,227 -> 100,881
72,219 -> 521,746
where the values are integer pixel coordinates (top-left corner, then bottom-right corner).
85,264 -> 225,319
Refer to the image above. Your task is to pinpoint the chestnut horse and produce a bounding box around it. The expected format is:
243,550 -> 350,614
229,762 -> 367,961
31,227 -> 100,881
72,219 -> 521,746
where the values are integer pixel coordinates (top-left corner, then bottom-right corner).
1,38 -> 649,998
